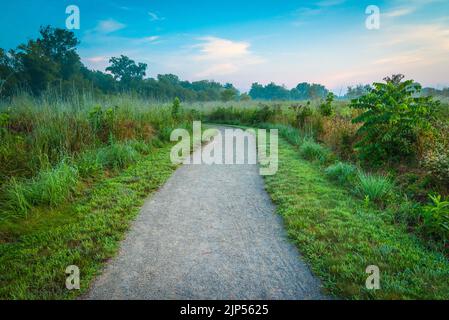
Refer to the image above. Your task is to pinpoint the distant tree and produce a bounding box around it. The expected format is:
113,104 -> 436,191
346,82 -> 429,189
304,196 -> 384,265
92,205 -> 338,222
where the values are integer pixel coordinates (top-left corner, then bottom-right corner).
346,84 -> 371,99
239,93 -> 251,101
295,83 -> 312,100
106,55 -> 147,89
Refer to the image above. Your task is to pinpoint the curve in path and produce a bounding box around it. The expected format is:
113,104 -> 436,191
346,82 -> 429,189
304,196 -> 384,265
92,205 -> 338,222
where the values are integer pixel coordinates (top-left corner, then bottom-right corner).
86,126 -> 325,300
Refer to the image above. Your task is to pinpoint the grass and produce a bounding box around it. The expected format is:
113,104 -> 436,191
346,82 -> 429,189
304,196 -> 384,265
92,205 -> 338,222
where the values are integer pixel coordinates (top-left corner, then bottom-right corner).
356,171 -> 394,203
5,161 -> 79,217
299,139 -> 331,163
264,138 -> 449,299
325,162 -> 357,186
0,143 -> 178,299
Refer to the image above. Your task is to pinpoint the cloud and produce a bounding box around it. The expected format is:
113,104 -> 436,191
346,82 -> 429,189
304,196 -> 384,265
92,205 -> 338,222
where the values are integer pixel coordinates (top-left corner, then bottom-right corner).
95,19 -> 126,34
189,36 -> 265,77
384,7 -> 416,17
86,56 -> 109,63
316,0 -> 346,7
148,12 -> 165,21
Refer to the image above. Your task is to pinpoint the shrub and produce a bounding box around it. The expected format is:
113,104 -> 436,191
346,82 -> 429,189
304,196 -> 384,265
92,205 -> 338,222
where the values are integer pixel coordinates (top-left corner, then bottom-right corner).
96,142 -> 139,170
421,194 -> 449,240
421,143 -> 449,188
171,97 -> 182,120
356,171 -> 393,203
299,139 -> 331,163
350,74 -> 440,165
319,92 -> 334,116
325,162 -> 357,185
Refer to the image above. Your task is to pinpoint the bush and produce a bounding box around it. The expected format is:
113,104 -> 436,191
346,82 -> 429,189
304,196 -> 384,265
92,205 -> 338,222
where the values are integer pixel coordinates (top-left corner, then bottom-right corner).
356,171 -> 393,203
299,139 -> 331,163
350,74 -> 440,165
96,143 -> 139,170
421,194 -> 449,240
319,92 -> 334,116
325,162 -> 357,185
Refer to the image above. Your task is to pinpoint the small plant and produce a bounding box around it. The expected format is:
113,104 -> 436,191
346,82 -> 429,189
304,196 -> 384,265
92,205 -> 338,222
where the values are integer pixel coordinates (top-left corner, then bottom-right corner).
299,139 -> 331,163
319,92 -> 334,116
171,97 -> 182,120
422,194 -> 449,239
325,161 -> 357,185
356,171 -> 393,203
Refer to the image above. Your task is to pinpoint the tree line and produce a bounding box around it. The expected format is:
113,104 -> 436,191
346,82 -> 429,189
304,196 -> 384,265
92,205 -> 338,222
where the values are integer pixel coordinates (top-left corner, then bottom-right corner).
0,26 -> 335,102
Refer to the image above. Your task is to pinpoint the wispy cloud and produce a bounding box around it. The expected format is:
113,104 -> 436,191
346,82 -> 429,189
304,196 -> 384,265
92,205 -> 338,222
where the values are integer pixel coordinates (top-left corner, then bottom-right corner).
148,11 -> 165,21
191,36 -> 265,77
95,19 -> 126,34
384,7 -> 416,18
316,0 -> 346,7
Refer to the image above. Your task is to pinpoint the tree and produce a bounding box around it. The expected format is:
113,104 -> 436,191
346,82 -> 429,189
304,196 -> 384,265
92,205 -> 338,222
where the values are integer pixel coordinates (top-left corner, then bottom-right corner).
106,55 -> 147,89
350,74 -> 440,164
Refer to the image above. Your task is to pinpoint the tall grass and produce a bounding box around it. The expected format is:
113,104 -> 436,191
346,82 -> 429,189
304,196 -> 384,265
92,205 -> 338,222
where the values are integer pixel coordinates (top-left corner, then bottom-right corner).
325,162 -> 357,185
0,92 -> 193,218
5,161 -> 79,217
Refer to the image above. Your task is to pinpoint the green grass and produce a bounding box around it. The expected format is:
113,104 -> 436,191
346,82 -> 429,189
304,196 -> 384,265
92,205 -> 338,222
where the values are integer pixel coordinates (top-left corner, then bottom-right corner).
264,138 -> 449,299
5,161 -> 79,217
356,171 -> 394,203
0,143 -> 178,299
299,139 -> 332,163
325,162 -> 357,186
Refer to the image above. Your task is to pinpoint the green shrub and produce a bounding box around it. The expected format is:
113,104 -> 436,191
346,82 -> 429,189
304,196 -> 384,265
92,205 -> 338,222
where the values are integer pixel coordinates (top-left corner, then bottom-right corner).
96,143 -> 139,170
319,92 -> 334,116
421,194 -> 449,240
171,97 -> 182,120
350,74 -> 440,165
299,139 -> 331,163
325,162 -> 357,185
356,171 -> 393,203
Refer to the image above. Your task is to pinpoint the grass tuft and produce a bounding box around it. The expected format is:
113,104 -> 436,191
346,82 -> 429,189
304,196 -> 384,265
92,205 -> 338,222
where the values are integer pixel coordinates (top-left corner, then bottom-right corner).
325,162 -> 357,185
356,171 -> 393,203
299,139 -> 331,163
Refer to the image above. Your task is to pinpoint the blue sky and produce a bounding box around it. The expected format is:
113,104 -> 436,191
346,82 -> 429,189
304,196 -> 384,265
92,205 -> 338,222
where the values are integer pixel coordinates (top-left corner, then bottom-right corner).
1,0 -> 449,92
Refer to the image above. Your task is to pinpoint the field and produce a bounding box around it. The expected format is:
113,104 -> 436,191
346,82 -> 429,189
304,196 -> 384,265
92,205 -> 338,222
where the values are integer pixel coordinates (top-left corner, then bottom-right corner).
0,88 -> 448,299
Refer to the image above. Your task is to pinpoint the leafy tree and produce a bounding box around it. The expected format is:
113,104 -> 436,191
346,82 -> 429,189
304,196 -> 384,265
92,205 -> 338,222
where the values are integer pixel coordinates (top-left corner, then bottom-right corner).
350,74 -> 440,165
106,55 -> 147,89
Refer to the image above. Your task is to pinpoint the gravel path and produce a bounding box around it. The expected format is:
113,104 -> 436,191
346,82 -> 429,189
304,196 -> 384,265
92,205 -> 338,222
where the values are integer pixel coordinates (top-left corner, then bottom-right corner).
86,126 -> 325,300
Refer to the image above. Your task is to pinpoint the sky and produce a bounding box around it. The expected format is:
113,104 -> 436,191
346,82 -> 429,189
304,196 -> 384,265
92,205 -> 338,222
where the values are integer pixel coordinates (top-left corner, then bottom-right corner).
1,0 -> 449,93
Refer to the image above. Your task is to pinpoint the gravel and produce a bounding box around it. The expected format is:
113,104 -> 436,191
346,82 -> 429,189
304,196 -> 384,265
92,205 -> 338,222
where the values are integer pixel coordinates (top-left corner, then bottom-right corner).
85,126 -> 325,300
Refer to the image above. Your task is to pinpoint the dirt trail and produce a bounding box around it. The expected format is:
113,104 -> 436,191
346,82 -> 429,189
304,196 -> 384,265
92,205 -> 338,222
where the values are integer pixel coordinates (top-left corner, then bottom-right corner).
86,126 -> 325,299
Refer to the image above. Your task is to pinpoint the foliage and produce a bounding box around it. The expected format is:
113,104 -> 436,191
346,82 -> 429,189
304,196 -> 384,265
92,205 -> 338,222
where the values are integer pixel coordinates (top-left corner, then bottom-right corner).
356,171 -> 393,203
5,161 -> 79,217
264,138 -> 449,299
319,92 -> 335,116
299,139 -> 331,163
350,74 -> 440,165
0,144 -> 177,299
325,162 -> 357,185
422,194 -> 449,240
171,97 -> 182,120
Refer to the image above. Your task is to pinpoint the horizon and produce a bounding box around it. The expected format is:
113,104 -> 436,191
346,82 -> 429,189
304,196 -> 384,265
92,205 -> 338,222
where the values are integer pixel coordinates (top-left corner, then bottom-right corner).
1,0 -> 449,93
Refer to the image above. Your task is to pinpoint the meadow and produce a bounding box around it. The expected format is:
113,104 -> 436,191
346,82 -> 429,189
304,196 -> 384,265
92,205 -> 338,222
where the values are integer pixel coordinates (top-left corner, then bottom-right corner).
1,74 -> 449,299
